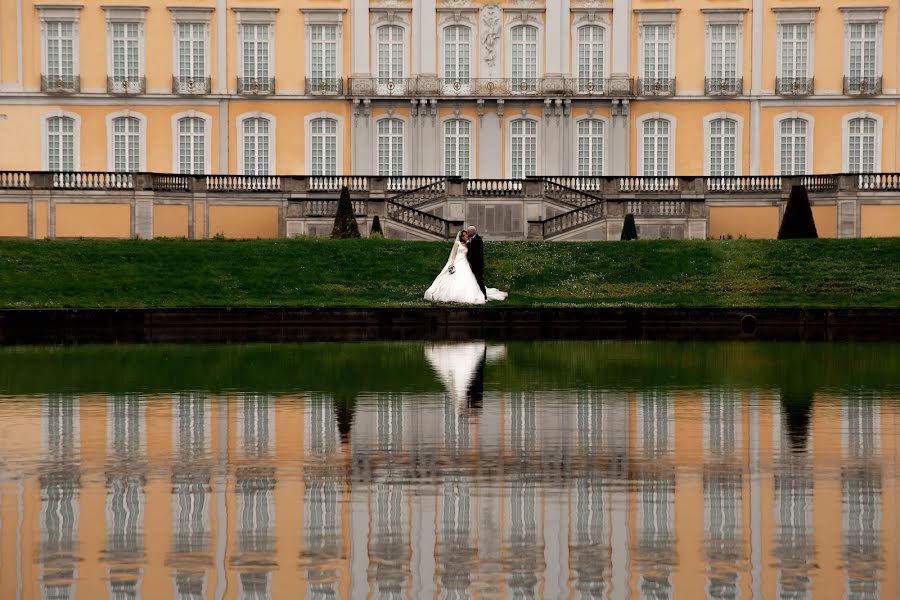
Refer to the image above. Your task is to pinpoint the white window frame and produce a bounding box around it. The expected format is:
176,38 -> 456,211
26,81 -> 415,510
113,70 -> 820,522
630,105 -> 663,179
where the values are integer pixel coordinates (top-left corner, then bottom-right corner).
39,6 -> 81,84
370,10 -> 411,87
106,110 -> 147,172
841,112 -> 883,173
636,113 -> 676,177
302,9 -> 346,85
438,10 -> 476,91
304,112 -> 344,176
506,117 -> 540,179
374,116 -> 408,176
774,112 -> 814,176
702,10 -> 746,83
573,19 -> 611,90
41,110 -> 81,171
237,111 -> 277,176
774,8 -> 818,81
104,7 -> 147,84
636,10 -> 678,82
505,19 -> 543,84
169,8 -> 213,84
703,113 -> 744,176
574,116 -> 608,177
171,110 -> 213,174
234,9 -> 278,89
840,8 -> 886,81
441,116 -> 475,178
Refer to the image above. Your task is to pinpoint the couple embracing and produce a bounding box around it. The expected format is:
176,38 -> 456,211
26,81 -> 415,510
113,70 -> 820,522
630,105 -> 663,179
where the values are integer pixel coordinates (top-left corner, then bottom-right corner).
424,226 -> 508,305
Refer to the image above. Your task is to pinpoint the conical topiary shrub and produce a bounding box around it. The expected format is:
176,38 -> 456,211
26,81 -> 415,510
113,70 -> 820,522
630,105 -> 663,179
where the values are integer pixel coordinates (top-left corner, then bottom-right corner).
331,186 -> 361,239
778,185 -> 818,239
370,215 -> 383,238
621,213 -> 638,240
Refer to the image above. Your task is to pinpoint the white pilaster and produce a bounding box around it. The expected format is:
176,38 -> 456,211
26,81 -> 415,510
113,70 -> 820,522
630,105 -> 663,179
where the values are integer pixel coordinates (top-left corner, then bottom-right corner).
16,0 -> 24,88
751,0 -> 763,93
351,0 -> 370,75
415,0 -> 437,76
750,100 -> 760,175
612,0 -> 631,74
218,100 -> 228,174
216,0 -> 226,92
546,0 -> 562,74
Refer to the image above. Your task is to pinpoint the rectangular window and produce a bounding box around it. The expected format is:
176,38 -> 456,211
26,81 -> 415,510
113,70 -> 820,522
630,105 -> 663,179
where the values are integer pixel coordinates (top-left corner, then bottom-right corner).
241,24 -> 270,80
46,21 -> 75,79
178,118 -> 206,175
642,120 -> 670,177
177,22 -> 206,79
47,117 -> 75,172
444,25 -> 470,84
311,118 -> 337,176
848,23 -> 877,79
780,119 -> 808,176
377,25 -> 404,81
112,117 -> 141,172
511,25 -> 538,83
377,119 -> 404,176
848,118 -> 876,173
577,119 -> 604,176
577,26 -> 605,87
710,24 -> 738,80
310,24 -> 337,81
510,120 -> 537,179
111,22 -> 141,79
643,25 -> 670,79
709,119 -> 737,177
444,119 -> 471,177
780,23 -> 809,79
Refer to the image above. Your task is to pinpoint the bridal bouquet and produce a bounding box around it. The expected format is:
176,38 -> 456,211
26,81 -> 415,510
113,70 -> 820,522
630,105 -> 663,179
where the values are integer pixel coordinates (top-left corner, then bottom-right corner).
448,265 -> 456,274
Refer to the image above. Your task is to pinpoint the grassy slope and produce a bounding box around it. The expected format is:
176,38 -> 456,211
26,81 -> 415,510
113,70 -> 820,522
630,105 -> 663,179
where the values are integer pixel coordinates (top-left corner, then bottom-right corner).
0,238 -> 897,308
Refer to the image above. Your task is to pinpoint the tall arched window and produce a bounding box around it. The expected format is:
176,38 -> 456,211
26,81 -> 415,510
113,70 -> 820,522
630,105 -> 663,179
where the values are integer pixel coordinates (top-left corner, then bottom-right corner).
510,25 -> 538,87
510,119 -> 537,179
443,25 -> 470,84
779,118 -> 808,175
242,117 -> 271,175
310,118 -> 337,176
641,118 -> 671,176
444,119 -> 471,177
847,117 -> 876,173
708,118 -> 738,177
111,116 -> 141,172
46,116 -> 76,171
577,119 -> 604,176
577,25 -> 605,92
377,118 -> 404,176
177,117 -> 206,174
376,25 -> 404,82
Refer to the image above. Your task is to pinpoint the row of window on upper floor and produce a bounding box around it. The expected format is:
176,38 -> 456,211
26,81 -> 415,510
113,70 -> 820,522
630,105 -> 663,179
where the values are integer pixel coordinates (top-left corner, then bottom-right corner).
36,8 -> 888,97
40,111 -> 885,178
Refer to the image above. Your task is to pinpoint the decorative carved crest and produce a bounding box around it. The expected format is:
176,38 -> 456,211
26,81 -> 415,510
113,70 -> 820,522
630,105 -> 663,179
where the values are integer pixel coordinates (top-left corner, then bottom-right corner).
480,5 -> 502,68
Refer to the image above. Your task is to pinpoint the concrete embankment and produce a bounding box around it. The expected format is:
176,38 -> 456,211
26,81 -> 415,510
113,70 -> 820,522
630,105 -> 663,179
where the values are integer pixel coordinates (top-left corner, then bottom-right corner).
1,307 -> 898,345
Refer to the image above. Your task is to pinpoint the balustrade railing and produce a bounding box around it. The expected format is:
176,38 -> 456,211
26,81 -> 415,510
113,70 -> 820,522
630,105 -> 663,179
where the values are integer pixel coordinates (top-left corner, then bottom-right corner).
706,176 -> 782,193
389,181 -> 447,209
0,172 -> 31,189
52,171 -> 135,189
307,176 -> 370,192
544,176 -> 607,193
466,179 -> 523,196
543,181 -> 603,208
305,199 -> 367,217
618,177 -> 680,193
206,175 -> 281,192
858,173 -> 900,191
626,200 -> 689,217
387,201 -> 451,238
387,176 -> 445,192
150,174 -> 191,191
798,175 -> 837,192
349,77 -> 633,98
543,202 -> 606,238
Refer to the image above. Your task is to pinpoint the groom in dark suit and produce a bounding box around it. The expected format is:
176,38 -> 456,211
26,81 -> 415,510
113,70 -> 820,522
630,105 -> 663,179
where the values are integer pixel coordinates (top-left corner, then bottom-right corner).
466,226 -> 486,300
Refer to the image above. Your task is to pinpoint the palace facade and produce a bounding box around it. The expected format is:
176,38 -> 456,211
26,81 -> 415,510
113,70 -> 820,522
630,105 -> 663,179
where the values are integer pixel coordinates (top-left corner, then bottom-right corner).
0,0 -> 898,240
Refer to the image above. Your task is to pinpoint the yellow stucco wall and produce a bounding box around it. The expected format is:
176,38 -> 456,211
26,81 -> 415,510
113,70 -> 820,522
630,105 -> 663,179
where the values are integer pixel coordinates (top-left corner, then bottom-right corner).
811,205 -> 837,238
55,203 -> 131,238
709,206 -> 780,239
153,204 -> 189,238
207,204 -> 279,238
860,205 -> 900,238
0,203 -> 28,237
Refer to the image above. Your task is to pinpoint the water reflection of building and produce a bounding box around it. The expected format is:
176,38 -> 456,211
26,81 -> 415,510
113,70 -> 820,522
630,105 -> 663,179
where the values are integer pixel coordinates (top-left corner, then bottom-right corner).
40,394 -> 81,600
1,385 -> 898,599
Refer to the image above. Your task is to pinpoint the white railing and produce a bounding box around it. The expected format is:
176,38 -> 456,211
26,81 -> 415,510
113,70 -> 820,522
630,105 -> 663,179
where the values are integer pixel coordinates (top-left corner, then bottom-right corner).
618,177 -> 680,193
0,171 -> 31,189
466,179 -> 523,196
206,175 -> 281,192
387,176 -> 445,192
308,176 -> 370,192
626,200 -> 688,217
858,173 -> 900,191
53,172 -> 134,189
544,176 -> 607,192
706,176 -> 782,193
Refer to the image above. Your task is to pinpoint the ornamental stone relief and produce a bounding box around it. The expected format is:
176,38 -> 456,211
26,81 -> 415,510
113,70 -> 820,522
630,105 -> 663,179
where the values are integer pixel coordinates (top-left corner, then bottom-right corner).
480,4 -> 502,78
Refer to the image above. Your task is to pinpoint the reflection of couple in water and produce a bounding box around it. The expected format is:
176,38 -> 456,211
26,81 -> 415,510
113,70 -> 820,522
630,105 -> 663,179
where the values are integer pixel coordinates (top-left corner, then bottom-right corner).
424,342 -> 506,416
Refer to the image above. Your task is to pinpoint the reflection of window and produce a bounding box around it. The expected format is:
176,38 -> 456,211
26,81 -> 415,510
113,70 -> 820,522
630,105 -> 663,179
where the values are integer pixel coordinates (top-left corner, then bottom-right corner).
704,391 -> 740,456
236,473 -> 275,555
173,481 -> 210,554
443,392 -> 469,450
572,477 -> 609,598
842,469 -> 881,598
304,480 -> 340,555
509,392 -> 536,453
507,481 -> 539,597
843,396 -> 879,458
174,393 -> 209,461
774,469 -> 813,599
109,394 -> 143,458
637,391 -> 672,456
106,474 -> 144,558
377,395 -> 403,452
45,394 -> 79,459
373,481 -> 406,599
239,571 -> 271,600
174,572 -> 206,600
42,476 -> 79,555
307,394 -> 338,455
238,394 -> 274,457
637,476 -> 675,600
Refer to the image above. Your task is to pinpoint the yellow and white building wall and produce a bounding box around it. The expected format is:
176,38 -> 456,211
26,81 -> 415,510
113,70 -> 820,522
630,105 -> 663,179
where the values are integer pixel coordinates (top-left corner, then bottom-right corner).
0,0 -> 897,178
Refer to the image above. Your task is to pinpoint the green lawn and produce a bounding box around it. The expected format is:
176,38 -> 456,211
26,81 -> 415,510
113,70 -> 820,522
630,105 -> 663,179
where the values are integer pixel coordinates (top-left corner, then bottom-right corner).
0,238 -> 897,308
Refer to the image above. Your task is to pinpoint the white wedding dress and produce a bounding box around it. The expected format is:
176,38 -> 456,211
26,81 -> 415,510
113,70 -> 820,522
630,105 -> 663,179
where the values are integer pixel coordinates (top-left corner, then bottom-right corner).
424,237 -> 508,304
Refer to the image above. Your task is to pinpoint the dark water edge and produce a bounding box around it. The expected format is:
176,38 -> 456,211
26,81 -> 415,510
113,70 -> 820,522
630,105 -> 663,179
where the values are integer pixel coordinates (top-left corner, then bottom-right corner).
1,340 -> 898,396
1,306 -> 900,345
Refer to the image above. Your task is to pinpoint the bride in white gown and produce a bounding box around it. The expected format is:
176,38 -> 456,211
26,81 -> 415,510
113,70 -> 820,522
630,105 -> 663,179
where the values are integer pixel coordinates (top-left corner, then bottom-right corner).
424,230 -> 508,304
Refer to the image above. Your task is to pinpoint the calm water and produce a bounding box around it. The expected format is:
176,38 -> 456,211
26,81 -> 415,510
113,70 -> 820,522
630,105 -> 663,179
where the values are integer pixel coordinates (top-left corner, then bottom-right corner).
0,341 -> 898,600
